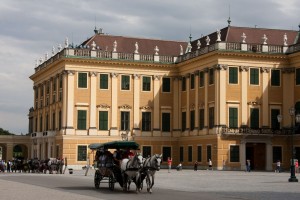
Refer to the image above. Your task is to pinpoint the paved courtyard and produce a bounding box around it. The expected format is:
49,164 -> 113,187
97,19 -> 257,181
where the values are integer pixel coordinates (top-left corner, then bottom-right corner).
0,169 -> 300,200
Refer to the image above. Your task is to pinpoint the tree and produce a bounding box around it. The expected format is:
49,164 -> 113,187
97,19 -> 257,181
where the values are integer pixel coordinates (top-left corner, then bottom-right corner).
0,128 -> 14,135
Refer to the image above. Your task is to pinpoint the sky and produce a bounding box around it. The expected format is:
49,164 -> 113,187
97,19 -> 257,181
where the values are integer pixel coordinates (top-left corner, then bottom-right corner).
0,0 -> 299,135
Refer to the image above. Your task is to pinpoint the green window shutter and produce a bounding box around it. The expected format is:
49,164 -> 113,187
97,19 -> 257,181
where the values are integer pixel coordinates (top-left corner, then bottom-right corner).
121,75 -> 130,90
199,109 -> 204,130
100,74 -> 108,89
142,112 -> 151,131
78,73 -> 87,88
271,70 -> 280,86
143,76 -> 151,91
180,146 -> 184,162
250,68 -> 259,85
296,68 -> 300,85
229,108 -> 238,128
162,78 -> 170,92
209,68 -> 214,84
250,108 -> 259,128
162,113 -> 170,132
229,67 -> 238,84
182,77 -> 186,91
209,107 -> 214,129
99,111 -> 108,130
190,74 -> 195,89
190,110 -> 195,131
199,71 -> 204,87
197,146 -> 202,162
271,109 -> 280,129
77,110 -> 87,130
230,146 -> 240,162
181,112 -> 186,131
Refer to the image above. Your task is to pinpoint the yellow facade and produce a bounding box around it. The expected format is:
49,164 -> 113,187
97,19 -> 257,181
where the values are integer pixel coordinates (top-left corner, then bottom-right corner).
28,26 -> 300,171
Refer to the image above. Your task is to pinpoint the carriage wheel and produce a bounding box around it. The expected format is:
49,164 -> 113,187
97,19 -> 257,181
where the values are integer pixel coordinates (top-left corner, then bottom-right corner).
109,174 -> 115,191
94,170 -> 101,189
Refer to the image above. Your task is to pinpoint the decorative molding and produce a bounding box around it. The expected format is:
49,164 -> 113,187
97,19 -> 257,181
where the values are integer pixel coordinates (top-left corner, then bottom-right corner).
97,104 -> 111,109
198,102 -> 205,108
260,67 -> 270,73
190,104 -> 195,110
194,70 -> 200,76
247,101 -> 261,105
133,74 -> 140,79
111,73 -> 119,78
89,71 -> 97,77
282,67 -> 295,74
215,64 -> 228,70
203,68 -> 209,73
65,70 -> 75,75
118,104 -> 132,109
239,66 -> 249,72
153,75 -> 161,81
185,73 -> 190,78
139,105 -> 152,110
172,76 -> 180,81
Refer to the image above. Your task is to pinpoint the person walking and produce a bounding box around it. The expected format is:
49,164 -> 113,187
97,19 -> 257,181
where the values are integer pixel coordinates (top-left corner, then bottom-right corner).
194,161 -> 198,171
208,159 -> 213,170
275,160 -> 281,173
222,160 -> 226,171
167,157 -> 172,173
246,159 -> 251,172
7,160 -> 11,173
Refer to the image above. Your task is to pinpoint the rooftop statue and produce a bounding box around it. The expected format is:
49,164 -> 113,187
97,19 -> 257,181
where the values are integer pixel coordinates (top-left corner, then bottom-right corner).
65,37 -> 69,48
216,29 -> 221,42
154,46 -> 159,55
283,33 -> 288,46
197,40 -> 201,49
241,33 -> 247,43
113,40 -> 117,52
52,46 -> 55,56
58,44 -> 62,52
262,34 -> 268,45
91,41 -> 96,50
206,36 -> 210,46
180,45 -> 183,55
134,42 -> 139,54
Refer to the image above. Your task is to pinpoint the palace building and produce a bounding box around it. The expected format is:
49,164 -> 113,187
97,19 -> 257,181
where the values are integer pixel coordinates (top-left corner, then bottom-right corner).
27,24 -> 300,170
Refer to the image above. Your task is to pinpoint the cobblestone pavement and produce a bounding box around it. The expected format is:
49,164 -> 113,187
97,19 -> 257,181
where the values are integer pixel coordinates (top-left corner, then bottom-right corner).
1,169 -> 300,200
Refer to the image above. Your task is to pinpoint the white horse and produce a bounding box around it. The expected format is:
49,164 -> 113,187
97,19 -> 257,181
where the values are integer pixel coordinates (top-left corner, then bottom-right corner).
140,154 -> 162,193
120,153 -> 143,193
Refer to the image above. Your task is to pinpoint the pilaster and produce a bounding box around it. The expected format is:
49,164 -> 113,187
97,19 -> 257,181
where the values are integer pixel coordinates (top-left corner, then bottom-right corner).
282,67 -> 295,127
133,74 -> 141,136
239,66 -> 249,126
110,73 -> 119,136
261,67 -> 270,127
153,75 -> 161,136
89,72 -> 97,135
216,65 -> 227,128
65,70 -> 75,135
194,71 -> 199,135
204,68 -> 209,134
173,77 -> 180,137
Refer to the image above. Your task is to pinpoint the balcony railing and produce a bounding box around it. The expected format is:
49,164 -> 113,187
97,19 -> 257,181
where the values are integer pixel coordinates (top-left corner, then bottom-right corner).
221,127 -> 293,135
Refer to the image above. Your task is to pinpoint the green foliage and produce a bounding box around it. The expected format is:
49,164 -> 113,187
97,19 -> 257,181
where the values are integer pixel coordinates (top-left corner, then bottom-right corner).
0,128 -> 14,135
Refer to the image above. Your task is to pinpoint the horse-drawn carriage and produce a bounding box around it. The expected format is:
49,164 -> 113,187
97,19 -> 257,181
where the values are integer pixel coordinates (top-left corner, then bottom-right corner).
89,141 -> 162,193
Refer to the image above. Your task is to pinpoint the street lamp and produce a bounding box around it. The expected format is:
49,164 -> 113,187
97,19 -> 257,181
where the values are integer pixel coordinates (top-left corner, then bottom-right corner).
278,107 -> 300,182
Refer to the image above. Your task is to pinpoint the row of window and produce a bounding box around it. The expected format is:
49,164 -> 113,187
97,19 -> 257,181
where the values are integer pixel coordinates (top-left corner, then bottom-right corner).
77,144 -> 300,163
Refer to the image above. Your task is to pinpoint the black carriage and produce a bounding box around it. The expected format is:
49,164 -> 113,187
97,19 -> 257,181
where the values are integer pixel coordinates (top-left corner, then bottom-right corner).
88,141 -> 139,191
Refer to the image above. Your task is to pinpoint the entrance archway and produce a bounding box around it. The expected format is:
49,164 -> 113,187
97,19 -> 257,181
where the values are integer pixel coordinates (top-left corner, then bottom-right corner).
246,143 -> 266,171
13,145 -> 28,159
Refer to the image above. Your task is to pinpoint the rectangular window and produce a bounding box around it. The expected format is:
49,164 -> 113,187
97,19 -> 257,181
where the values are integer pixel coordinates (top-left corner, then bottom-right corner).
199,109 -> 204,130
209,68 -> 214,85
142,76 -> 151,91
230,145 -> 240,162
272,146 -> 282,163
190,74 -> 195,89
142,112 -> 151,131
190,110 -> 195,131
229,67 -> 238,84
199,71 -> 204,87
52,112 -> 56,130
296,68 -> 300,85
100,74 -> 108,89
53,79 -> 56,92
121,75 -> 130,90
40,116 -> 43,132
78,73 -> 87,88
162,77 -> 170,92
271,109 -> 280,129
181,112 -> 186,131
188,146 -> 193,162
162,147 -> 171,162
209,107 -> 214,129
182,77 -> 186,91
99,111 -> 108,130
77,110 -> 87,130
162,113 -> 171,132
121,111 -> 130,130
179,146 -> 184,162
229,107 -> 238,128
271,69 -> 280,86
46,114 -> 49,131
142,146 -> 152,158
207,145 -> 212,162
59,76 -> 63,89
197,146 -> 202,162
250,108 -> 259,128
77,145 -> 87,161
250,68 -> 259,85
295,147 -> 300,163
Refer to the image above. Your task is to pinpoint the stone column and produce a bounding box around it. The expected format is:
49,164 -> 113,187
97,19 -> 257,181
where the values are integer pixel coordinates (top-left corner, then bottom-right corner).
173,77 -> 180,137
266,141 -> 273,171
282,67 -> 295,127
217,65 -> 227,131
186,74 -> 190,135
62,72 -> 68,133
261,67 -> 270,128
153,75 -> 161,136
204,68 -> 209,134
239,66 -> 249,126
133,74 -> 141,136
240,140 -> 246,171
65,70 -> 75,135
89,72 -> 97,135
194,71 -> 199,135
110,73 -> 118,136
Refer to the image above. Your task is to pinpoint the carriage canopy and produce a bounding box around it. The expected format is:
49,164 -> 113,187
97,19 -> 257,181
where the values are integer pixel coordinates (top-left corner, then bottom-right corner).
88,141 -> 139,150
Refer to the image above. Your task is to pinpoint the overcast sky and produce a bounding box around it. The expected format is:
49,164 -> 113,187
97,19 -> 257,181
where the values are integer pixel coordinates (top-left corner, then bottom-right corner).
0,0 -> 299,134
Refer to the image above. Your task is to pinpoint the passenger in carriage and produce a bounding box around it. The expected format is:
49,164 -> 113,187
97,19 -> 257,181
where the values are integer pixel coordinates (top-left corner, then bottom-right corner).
122,148 -> 134,159
113,148 -> 122,166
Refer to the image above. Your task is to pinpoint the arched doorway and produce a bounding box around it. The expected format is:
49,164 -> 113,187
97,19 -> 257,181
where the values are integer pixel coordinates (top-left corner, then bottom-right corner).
13,145 -> 28,159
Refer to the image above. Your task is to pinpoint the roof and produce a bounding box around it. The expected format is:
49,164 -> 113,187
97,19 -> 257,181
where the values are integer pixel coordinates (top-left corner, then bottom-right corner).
81,34 -> 187,56
191,26 -> 299,51
88,141 -> 140,150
